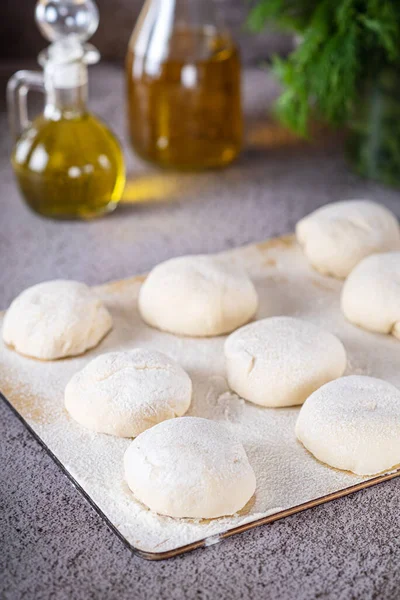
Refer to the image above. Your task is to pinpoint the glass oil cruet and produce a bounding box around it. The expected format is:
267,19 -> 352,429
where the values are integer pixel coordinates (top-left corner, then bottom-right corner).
7,0 -> 125,219
126,0 -> 243,170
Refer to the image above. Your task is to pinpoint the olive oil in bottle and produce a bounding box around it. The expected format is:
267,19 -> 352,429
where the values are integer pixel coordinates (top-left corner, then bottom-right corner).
8,0 -> 125,219
11,109 -> 125,220
126,1 -> 242,170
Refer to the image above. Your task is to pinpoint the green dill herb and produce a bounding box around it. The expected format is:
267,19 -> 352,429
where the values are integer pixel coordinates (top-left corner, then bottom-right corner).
248,0 -> 400,136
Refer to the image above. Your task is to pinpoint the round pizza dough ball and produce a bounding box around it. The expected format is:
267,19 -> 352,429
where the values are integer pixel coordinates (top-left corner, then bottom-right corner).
124,417 -> 256,518
341,252 -> 400,340
225,317 -> 346,407
2,280 -> 112,360
138,255 -> 258,337
65,349 -> 192,437
296,376 -> 400,475
296,200 -> 400,278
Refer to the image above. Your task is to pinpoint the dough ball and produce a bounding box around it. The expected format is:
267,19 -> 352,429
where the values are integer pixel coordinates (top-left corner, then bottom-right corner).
341,252 -> 400,339
138,255 -> 258,337
225,317 -> 346,407
65,349 -> 192,437
296,200 -> 400,278
296,376 -> 400,475
2,280 -> 112,360
124,417 -> 256,518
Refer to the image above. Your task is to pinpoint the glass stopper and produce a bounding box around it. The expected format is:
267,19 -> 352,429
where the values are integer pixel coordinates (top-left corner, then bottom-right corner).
35,0 -> 99,43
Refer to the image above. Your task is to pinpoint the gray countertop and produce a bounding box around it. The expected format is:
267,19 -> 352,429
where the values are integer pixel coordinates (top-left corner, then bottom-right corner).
1,64 -> 400,600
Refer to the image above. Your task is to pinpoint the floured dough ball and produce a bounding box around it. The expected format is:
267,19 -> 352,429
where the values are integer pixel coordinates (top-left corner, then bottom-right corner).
2,280 -> 112,360
124,417 -> 256,518
65,349 -> 192,437
296,376 -> 400,475
225,317 -> 346,407
341,252 -> 400,340
296,200 -> 400,278
138,255 -> 258,337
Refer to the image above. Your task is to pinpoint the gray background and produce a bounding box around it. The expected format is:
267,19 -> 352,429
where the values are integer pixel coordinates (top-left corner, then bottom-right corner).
1,1 -> 400,598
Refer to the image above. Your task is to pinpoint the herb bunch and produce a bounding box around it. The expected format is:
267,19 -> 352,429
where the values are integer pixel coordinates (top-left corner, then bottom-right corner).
248,0 -> 400,135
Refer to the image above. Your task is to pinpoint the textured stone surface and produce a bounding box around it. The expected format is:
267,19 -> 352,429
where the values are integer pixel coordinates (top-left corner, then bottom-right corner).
1,64 -> 400,599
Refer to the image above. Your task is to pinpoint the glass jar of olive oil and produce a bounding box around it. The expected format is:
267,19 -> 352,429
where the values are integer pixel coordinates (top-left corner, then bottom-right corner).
126,0 -> 243,170
7,0 -> 125,219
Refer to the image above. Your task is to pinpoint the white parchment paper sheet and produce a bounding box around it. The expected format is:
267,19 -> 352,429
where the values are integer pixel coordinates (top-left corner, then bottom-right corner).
1,236 -> 399,554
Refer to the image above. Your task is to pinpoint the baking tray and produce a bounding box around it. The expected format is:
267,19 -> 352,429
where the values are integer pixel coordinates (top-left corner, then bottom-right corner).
1,235 -> 399,560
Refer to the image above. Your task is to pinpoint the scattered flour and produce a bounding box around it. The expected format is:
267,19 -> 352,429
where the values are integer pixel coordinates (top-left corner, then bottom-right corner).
1,237 -> 399,555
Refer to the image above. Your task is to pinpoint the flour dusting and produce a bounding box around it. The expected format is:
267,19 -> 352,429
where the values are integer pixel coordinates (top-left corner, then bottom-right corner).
1,237 -> 399,554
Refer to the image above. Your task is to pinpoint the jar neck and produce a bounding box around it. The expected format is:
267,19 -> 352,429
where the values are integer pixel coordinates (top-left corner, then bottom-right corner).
44,82 -> 88,120
165,0 -> 219,24
43,59 -> 89,120
136,0 -> 221,45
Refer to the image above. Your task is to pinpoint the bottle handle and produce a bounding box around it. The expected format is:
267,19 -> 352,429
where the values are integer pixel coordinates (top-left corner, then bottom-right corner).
7,70 -> 45,141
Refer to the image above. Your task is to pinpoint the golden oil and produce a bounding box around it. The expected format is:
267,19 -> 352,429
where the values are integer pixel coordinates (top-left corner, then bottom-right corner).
12,113 -> 125,219
8,16 -> 125,220
126,27 -> 243,170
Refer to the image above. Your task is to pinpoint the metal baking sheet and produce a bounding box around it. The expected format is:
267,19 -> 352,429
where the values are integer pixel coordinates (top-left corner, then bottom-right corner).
1,235 -> 399,560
